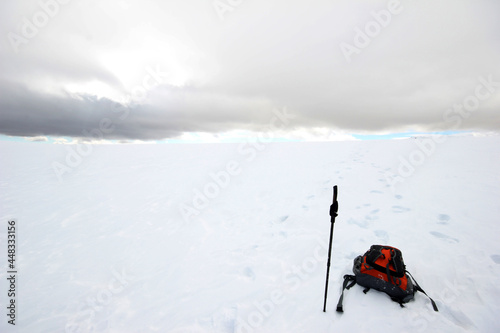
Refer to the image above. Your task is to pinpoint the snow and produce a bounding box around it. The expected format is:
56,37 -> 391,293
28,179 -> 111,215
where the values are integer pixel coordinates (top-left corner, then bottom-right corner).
1,136 -> 500,333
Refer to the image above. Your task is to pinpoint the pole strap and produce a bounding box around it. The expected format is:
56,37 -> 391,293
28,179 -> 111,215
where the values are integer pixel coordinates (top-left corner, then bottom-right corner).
336,274 -> 356,313
406,271 -> 439,312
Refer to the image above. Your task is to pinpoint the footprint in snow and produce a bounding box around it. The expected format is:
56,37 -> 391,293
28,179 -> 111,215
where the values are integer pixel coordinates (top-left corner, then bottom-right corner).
348,217 -> 369,229
445,306 -> 475,330
278,215 -> 289,223
437,214 -> 451,225
394,195 -> 403,200
370,190 -> 383,194
430,231 -> 459,243
392,205 -> 411,213
490,255 -> 500,264
374,230 -> 389,243
243,267 -> 255,280
366,209 -> 380,221
197,306 -> 237,333
212,307 -> 237,332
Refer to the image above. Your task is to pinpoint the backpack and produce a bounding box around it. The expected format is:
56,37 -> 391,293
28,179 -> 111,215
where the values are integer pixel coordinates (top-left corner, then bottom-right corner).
336,245 -> 439,312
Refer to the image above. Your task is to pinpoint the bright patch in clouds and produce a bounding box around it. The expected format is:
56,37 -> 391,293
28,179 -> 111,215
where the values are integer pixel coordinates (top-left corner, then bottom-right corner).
97,23 -> 200,93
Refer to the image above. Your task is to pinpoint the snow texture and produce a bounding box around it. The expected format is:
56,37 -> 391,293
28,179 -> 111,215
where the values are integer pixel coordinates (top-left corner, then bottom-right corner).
1,136 -> 499,332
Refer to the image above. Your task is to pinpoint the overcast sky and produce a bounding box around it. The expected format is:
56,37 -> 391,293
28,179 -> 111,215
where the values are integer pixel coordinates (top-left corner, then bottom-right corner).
1,0 -> 499,142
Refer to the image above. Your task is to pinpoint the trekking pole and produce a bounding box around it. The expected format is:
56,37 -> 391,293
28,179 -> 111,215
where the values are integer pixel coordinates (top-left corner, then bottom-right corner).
323,185 -> 339,312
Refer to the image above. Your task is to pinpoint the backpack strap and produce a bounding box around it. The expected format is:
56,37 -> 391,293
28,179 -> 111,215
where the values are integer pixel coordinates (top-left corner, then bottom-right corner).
390,297 -> 406,308
336,274 -> 356,313
406,271 -> 439,312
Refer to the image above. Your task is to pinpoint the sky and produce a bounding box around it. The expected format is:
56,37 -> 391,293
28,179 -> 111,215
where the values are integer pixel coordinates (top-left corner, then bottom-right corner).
0,0 -> 499,143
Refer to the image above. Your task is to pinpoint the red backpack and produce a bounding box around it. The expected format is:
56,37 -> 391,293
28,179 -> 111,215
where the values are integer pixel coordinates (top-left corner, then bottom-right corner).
336,245 -> 438,312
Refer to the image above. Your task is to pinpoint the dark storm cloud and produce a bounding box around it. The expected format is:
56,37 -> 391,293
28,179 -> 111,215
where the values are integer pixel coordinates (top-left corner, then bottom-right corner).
0,82 -> 279,140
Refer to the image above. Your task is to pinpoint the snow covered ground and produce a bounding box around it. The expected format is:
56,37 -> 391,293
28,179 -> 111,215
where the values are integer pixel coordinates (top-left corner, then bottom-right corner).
1,135 -> 499,333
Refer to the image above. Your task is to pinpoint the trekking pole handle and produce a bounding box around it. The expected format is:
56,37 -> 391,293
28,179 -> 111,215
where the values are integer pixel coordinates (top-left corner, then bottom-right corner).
330,185 -> 338,222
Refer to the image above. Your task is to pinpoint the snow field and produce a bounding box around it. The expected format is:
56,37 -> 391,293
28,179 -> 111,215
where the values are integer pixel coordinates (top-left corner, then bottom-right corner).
0,136 -> 499,332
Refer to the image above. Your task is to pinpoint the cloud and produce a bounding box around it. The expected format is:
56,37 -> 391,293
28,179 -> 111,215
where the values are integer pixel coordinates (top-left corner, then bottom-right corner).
23,135 -> 49,142
0,0 -> 499,141
0,81 -> 278,140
